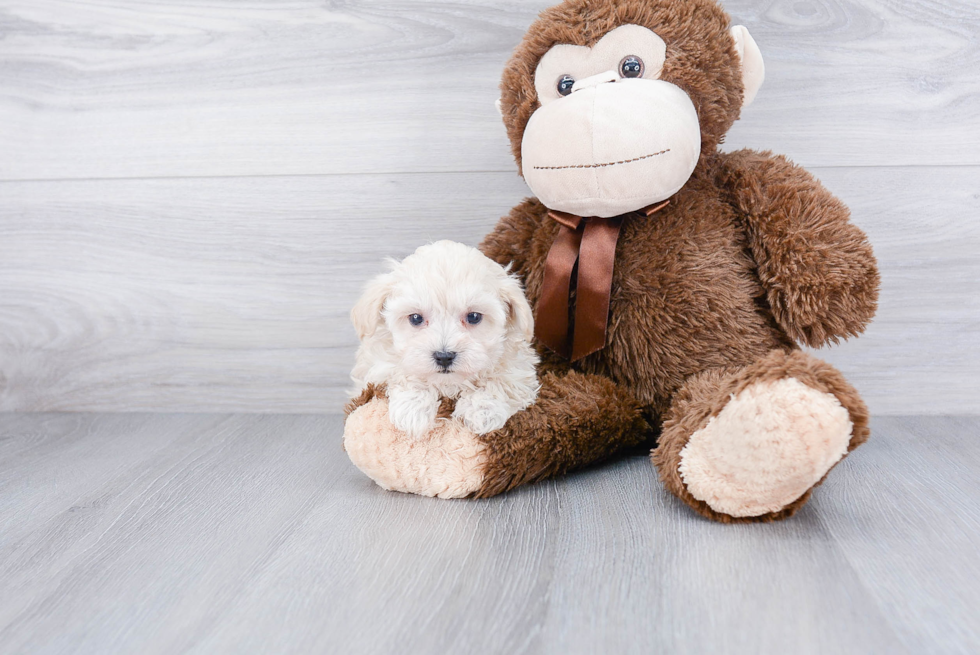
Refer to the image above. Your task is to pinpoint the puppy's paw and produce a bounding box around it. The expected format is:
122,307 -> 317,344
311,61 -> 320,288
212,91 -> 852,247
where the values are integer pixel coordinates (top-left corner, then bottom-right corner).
454,392 -> 512,435
387,386 -> 439,438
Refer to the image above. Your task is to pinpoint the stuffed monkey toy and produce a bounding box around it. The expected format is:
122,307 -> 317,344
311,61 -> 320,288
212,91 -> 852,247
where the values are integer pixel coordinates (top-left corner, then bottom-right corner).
344,0 -> 879,523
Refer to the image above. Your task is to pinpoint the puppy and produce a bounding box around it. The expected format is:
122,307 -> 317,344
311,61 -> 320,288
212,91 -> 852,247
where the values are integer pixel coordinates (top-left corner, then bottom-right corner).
350,240 -> 539,438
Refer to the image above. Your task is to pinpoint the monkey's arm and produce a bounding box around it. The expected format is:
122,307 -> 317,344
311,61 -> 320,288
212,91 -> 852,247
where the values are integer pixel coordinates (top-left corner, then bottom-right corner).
720,149 -> 880,347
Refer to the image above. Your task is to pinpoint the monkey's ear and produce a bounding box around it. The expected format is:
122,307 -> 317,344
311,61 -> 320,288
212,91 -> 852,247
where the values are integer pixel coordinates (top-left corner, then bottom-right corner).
495,98 -> 503,116
730,25 -> 765,107
350,273 -> 394,340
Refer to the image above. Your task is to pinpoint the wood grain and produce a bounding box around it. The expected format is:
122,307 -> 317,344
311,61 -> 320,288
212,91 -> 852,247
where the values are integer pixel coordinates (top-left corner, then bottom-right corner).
1,166 -> 977,414
1,413 -> 977,653
814,416 -> 980,654
0,0 -> 978,182
0,172 -> 529,412
1,0 -> 978,413
1,1 -> 977,651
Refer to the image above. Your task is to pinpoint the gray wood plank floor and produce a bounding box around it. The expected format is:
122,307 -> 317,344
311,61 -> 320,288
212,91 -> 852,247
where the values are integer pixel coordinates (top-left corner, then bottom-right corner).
1,413 -> 977,654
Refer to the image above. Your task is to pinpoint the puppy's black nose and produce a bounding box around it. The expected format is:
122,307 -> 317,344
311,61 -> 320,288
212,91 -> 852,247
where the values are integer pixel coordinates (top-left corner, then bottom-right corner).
433,351 -> 457,369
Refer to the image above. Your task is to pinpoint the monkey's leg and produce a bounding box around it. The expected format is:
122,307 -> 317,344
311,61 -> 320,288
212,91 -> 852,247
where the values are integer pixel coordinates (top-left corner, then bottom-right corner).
651,349 -> 870,522
343,372 -> 650,499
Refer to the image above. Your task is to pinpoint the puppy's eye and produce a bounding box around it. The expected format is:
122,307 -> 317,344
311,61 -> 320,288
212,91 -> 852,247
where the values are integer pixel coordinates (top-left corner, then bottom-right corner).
465,312 -> 483,325
619,55 -> 644,78
408,313 -> 425,326
556,75 -> 575,97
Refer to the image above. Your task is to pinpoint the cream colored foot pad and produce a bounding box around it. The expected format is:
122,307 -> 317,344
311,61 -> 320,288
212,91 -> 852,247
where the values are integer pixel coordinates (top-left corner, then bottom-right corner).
678,377 -> 852,517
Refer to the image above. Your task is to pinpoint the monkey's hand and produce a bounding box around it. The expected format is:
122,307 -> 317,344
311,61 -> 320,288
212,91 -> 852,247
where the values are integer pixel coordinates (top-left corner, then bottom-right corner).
344,385 -> 486,499
720,149 -> 880,347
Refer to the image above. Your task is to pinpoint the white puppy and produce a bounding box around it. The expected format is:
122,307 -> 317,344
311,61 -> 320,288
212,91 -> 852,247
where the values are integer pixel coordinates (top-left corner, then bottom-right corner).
350,240 -> 539,438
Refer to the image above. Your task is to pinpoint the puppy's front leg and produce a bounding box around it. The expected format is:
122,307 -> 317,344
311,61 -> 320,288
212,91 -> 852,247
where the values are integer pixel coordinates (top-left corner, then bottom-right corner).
454,389 -> 512,435
387,382 -> 441,438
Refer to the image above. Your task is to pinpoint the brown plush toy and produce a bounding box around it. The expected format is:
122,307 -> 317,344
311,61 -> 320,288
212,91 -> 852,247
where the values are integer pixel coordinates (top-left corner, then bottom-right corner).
344,0 -> 879,522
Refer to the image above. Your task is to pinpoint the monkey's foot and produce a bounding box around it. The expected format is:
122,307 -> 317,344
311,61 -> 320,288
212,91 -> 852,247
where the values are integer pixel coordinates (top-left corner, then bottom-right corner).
344,396 -> 486,499
653,350 -> 869,522
678,377 -> 851,517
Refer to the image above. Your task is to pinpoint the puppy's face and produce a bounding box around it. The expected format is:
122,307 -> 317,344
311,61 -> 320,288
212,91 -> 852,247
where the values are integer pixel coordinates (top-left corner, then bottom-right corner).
351,241 -> 533,385
385,276 -> 505,382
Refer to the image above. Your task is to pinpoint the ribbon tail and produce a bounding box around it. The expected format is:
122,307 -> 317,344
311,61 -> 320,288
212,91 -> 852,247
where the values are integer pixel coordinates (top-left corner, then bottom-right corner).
535,222 -> 583,358
571,217 -> 623,361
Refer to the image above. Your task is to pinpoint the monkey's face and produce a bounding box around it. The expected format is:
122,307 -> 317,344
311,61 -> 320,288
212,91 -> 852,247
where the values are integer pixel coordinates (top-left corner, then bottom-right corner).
522,25 -> 701,218
500,0 -> 765,219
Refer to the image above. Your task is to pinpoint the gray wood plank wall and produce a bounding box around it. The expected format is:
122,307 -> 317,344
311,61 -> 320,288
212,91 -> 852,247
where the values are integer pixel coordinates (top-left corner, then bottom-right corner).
1,0 -> 978,414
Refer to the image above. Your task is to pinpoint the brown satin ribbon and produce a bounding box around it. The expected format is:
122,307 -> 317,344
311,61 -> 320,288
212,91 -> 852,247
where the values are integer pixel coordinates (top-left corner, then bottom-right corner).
535,200 -> 670,361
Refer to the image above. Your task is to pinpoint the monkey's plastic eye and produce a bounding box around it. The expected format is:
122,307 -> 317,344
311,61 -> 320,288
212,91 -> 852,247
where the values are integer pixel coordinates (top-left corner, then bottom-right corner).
409,313 -> 425,326
466,312 -> 483,325
619,56 -> 644,78
556,75 -> 575,96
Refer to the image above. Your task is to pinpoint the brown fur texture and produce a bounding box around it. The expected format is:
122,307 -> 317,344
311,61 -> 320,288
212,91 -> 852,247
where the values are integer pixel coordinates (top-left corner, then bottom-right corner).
344,383 -> 382,417
476,0 -> 879,520
476,369 -> 652,497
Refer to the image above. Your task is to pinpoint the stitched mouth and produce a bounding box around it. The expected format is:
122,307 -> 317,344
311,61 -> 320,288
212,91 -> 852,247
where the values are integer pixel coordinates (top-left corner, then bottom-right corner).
532,148 -> 670,171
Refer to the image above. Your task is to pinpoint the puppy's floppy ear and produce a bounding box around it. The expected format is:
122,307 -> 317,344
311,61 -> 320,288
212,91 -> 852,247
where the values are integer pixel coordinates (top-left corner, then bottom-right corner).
351,272 -> 394,340
499,275 -> 534,342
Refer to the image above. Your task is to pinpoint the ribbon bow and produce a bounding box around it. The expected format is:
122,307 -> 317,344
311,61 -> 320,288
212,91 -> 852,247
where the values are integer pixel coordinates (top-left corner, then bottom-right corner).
535,200 -> 670,361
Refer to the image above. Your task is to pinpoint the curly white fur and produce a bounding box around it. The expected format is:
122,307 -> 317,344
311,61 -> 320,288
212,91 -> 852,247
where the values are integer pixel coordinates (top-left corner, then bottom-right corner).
350,241 -> 539,438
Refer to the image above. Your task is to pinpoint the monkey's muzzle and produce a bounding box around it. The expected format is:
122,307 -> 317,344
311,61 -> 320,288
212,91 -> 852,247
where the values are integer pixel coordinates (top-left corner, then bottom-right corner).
521,79 -> 701,218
